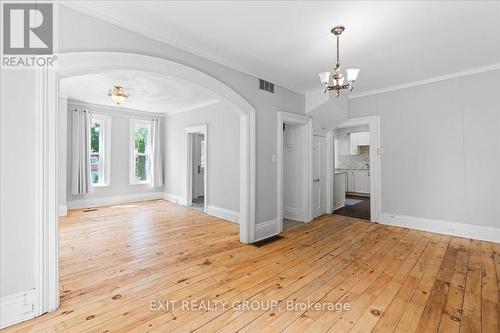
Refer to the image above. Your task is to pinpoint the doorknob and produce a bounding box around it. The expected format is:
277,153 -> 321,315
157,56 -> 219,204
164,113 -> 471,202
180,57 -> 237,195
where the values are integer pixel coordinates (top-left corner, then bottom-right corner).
313,178 -> 320,182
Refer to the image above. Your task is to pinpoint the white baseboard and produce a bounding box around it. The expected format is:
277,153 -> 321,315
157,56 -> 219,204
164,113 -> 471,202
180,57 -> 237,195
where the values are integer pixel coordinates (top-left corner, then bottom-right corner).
206,205 -> 239,223
380,212 -> 500,243
0,290 -> 35,329
255,219 -> 280,241
67,192 -> 164,210
162,192 -> 186,206
333,204 -> 345,211
58,205 -> 68,217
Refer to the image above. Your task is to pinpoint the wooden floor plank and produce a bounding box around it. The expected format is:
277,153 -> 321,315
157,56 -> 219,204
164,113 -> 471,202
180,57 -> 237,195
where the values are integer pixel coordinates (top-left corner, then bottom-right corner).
1,200 -> 498,333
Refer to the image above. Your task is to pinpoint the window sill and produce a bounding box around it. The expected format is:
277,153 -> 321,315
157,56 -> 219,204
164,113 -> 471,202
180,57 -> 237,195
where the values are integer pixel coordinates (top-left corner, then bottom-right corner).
129,181 -> 151,186
92,183 -> 110,188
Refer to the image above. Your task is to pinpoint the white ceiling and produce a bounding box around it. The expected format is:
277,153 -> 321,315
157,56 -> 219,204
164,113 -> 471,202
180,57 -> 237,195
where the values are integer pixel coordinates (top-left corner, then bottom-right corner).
66,1 -> 500,94
60,70 -> 220,113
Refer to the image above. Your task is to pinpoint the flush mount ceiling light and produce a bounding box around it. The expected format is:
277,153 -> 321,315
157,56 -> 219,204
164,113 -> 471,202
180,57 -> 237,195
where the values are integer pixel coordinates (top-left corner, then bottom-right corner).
107,85 -> 129,105
318,26 -> 360,97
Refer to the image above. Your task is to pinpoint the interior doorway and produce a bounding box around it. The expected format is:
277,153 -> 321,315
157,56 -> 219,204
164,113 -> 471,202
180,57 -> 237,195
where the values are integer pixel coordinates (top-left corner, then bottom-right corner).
185,125 -> 208,212
333,116 -> 381,222
277,111 -> 313,234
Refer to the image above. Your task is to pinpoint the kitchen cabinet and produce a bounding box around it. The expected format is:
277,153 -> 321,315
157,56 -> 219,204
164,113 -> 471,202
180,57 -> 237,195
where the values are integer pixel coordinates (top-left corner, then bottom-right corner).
345,169 -> 370,194
353,170 -> 370,194
347,170 -> 355,192
349,132 -> 370,155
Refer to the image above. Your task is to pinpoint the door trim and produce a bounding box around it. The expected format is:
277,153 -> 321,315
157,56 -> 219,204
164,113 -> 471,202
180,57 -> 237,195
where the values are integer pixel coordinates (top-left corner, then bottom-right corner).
184,124 -> 208,212
277,111 -> 313,234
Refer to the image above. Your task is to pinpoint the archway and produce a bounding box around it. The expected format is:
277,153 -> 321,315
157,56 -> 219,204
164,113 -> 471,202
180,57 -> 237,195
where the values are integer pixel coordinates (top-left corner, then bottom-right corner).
34,52 -> 256,316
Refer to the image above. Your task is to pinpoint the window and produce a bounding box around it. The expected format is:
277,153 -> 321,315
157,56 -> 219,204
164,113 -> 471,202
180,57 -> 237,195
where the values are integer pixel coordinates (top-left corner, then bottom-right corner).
130,119 -> 152,184
89,114 -> 111,186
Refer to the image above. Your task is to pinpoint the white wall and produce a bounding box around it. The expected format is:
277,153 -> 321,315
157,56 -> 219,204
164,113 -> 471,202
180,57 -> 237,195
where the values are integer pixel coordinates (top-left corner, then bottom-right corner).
0,70 -> 37,297
66,101 -> 164,206
283,124 -> 306,221
349,69 -> 500,231
164,102 -> 240,213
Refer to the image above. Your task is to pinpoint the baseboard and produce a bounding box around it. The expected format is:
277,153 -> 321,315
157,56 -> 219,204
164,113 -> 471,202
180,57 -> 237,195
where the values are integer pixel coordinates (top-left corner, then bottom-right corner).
255,219 -> 280,242
380,212 -> 500,243
206,205 -> 239,223
162,192 -> 186,206
0,290 -> 35,329
333,204 -> 345,211
67,192 -> 164,209
58,205 -> 68,217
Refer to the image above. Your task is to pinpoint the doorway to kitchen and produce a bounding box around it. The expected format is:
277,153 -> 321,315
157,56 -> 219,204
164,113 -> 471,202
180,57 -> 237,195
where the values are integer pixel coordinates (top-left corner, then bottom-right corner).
333,116 -> 380,222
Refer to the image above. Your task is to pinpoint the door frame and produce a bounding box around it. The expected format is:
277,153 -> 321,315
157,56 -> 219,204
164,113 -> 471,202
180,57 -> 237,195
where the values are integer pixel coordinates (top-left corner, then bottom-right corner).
184,124 -> 208,211
336,115 -> 381,222
277,111 -> 313,233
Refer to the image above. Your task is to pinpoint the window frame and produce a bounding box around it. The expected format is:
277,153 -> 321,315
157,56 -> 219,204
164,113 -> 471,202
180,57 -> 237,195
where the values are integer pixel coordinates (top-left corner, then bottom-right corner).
129,119 -> 153,185
89,114 -> 112,187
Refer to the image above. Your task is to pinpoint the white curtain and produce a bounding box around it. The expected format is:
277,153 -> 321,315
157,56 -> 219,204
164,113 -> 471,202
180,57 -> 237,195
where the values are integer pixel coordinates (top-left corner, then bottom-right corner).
150,118 -> 164,188
71,109 -> 91,195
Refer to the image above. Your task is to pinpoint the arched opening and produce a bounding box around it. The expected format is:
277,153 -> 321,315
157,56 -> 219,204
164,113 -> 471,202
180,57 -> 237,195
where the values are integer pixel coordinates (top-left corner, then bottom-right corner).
34,52 -> 256,315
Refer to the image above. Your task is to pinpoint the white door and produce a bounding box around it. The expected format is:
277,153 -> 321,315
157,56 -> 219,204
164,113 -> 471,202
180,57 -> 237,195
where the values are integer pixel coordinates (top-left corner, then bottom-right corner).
192,134 -> 205,198
313,135 -> 327,218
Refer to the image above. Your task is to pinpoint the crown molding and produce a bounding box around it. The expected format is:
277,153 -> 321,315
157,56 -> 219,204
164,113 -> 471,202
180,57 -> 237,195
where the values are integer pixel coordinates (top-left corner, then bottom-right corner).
349,63 -> 500,99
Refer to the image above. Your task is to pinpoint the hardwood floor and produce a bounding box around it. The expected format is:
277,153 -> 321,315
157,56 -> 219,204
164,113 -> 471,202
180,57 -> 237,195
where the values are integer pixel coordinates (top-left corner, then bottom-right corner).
3,200 -> 499,332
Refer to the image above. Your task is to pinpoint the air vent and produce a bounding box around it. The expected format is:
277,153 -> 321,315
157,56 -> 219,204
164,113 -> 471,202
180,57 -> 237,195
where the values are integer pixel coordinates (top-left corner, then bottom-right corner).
259,79 -> 274,93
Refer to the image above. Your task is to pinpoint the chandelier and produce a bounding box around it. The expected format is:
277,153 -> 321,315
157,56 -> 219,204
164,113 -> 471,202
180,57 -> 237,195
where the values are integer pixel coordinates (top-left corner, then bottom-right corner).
318,26 -> 360,97
107,85 -> 129,105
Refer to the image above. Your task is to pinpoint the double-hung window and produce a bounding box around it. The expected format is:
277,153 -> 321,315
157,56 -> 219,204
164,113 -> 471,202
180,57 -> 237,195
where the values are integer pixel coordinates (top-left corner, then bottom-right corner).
130,119 -> 152,184
89,114 -> 111,186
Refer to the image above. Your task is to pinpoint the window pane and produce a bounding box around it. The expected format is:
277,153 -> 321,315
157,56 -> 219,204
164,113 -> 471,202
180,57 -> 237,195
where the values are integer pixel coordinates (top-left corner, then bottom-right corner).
135,155 -> 148,181
90,154 -> 100,184
90,121 -> 101,153
135,126 -> 149,154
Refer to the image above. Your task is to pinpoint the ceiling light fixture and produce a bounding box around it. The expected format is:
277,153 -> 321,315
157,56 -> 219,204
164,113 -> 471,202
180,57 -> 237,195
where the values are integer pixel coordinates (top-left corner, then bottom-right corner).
107,85 -> 129,105
318,26 -> 360,97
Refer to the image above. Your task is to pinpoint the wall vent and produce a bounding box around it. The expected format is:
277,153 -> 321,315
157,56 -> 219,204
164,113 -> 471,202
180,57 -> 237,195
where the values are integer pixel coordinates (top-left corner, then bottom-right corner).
259,79 -> 275,93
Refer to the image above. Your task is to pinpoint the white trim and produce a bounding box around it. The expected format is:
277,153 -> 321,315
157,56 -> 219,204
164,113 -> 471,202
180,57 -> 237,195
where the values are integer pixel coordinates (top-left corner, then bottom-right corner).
349,63 -> 500,99
184,124 -> 208,212
206,205 -> 239,223
277,111 -> 313,235
0,290 -> 36,329
67,192 -> 164,209
336,116 -> 381,222
58,205 -> 67,217
163,192 -> 186,206
380,213 -> 500,244
255,219 -> 280,241
34,69 -> 59,318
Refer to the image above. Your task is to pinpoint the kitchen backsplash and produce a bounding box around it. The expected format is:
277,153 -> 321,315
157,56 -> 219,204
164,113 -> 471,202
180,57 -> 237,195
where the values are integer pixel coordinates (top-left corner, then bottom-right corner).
338,145 -> 370,169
